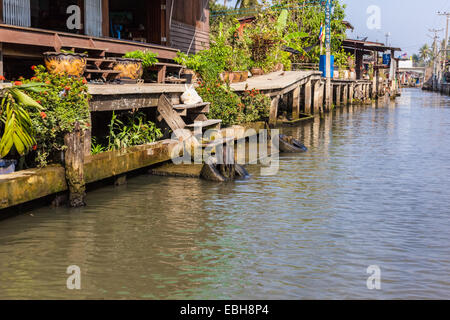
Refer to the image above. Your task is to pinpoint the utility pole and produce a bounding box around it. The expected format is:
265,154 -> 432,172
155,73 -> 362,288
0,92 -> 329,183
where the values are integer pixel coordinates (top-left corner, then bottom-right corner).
385,32 -> 391,46
429,28 -> 443,86
325,0 -> 332,112
437,12 -> 450,77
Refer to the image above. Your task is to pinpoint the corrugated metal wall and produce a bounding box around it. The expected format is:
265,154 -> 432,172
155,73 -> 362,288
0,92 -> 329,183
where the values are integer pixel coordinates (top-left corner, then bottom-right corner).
3,0 -> 31,27
85,0 -> 103,37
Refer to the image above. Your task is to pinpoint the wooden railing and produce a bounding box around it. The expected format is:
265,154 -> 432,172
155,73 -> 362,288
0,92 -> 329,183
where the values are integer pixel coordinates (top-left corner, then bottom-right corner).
292,63 -> 319,71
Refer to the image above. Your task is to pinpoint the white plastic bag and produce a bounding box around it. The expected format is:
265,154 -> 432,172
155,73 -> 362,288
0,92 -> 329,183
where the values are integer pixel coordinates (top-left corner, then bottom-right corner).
180,84 -> 203,105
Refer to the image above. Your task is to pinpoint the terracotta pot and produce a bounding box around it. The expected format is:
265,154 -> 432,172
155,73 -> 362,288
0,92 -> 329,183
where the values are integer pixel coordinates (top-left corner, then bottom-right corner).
251,68 -> 264,76
240,71 -> 248,82
43,52 -> 87,77
113,58 -> 144,80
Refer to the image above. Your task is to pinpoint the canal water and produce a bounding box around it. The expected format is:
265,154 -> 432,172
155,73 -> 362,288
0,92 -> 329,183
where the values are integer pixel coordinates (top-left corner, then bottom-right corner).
1,89 -> 449,299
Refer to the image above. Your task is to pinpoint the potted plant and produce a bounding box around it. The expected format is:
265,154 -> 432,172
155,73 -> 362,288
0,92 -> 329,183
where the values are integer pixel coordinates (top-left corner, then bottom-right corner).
115,50 -> 158,82
43,50 -> 87,77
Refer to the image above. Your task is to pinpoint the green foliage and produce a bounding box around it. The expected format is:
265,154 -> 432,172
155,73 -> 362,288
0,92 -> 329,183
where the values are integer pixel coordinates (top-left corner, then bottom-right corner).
123,50 -> 159,68
0,83 -> 45,158
106,111 -> 162,151
196,80 -> 270,126
24,65 -> 91,167
91,137 -> 106,155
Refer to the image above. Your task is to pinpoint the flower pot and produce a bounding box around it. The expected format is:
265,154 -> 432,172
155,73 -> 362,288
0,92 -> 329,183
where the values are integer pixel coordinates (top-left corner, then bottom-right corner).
0,159 -> 17,175
240,71 -> 249,82
43,52 -> 87,77
251,68 -> 264,76
113,58 -> 144,81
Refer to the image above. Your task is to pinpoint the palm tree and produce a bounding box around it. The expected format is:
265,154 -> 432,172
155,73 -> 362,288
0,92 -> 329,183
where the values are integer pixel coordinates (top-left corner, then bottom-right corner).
235,0 -> 259,9
419,44 -> 431,65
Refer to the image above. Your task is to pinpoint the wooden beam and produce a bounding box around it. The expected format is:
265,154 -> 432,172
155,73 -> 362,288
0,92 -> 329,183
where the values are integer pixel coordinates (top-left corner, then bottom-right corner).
102,0 -> 109,37
0,43 -> 3,77
0,0 -> 3,24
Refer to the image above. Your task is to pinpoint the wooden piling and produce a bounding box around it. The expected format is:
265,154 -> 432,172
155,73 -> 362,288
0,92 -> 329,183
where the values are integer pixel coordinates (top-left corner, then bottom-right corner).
343,85 -> 348,105
313,80 -> 321,114
64,122 -> 86,207
349,83 -> 354,104
269,95 -> 280,127
336,85 -> 341,107
292,85 -> 300,120
304,81 -> 312,115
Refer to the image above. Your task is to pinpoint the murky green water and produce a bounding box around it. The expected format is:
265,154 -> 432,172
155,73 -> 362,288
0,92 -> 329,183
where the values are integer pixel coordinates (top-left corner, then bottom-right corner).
1,89 -> 449,299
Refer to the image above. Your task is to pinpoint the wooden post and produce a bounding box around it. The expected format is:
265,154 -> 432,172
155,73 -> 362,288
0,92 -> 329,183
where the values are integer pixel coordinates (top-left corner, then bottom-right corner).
102,0 -> 110,37
64,122 -> 86,207
318,82 -> 324,113
0,43 -> 3,78
343,85 -> 348,105
304,81 -> 312,115
349,83 -> 354,104
375,69 -> 379,99
313,80 -> 321,114
335,85 -> 341,107
157,65 -> 167,83
292,85 -> 300,120
269,95 -> 280,127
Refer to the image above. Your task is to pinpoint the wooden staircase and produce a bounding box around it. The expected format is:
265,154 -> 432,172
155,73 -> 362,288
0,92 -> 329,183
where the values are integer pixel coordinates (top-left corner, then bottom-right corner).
157,95 -> 222,138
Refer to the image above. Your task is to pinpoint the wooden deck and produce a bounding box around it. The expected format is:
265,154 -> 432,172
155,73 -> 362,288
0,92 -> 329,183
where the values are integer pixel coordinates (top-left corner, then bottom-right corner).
230,71 -> 323,96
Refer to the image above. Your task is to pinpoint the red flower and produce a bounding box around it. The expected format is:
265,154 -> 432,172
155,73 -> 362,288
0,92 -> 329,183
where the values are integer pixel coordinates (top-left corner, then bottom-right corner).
33,145 -> 37,151
0,76 -> 5,81
45,81 -> 51,85
14,81 -> 22,86
31,77 -> 37,81
36,100 -> 41,104
65,86 -> 71,91
31,65 -> 36,71
40,112 -> 47,119
82,78 -> 88,85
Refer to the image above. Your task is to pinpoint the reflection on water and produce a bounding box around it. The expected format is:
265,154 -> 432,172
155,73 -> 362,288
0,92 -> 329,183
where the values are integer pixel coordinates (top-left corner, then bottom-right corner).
1,89 -> 450,299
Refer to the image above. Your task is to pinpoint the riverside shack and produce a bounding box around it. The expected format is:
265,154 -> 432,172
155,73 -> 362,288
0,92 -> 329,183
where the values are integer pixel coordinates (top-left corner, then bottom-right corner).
0,0 -> 210,79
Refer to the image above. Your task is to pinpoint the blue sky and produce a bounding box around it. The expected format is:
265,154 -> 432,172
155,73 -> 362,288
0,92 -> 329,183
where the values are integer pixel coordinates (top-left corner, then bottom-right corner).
223,0 -> 450,55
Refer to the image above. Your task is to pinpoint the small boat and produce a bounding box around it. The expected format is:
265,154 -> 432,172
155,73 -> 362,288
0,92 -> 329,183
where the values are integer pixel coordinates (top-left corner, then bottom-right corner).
278,134 -> 308,153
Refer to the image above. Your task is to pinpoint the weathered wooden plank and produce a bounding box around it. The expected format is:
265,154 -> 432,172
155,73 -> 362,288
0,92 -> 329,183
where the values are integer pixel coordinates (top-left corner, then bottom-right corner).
157,94 -> 187,133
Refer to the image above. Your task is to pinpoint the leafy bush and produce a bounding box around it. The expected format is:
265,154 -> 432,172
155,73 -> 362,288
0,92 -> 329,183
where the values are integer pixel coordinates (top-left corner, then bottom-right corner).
23,65 -> 91,167
0,83 -> 46,158
123,50 -> 159,68
196,81 -> 270,126
106,111 -> 163,151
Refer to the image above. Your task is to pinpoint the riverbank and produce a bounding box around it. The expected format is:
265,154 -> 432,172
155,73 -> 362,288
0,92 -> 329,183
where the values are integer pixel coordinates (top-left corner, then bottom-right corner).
0,71 -> 397,213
